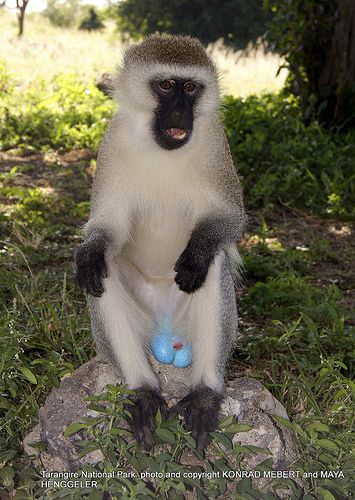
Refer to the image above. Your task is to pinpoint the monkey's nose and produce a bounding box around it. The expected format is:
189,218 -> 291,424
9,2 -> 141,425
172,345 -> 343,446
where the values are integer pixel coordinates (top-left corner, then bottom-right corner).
171,109 -> 182,120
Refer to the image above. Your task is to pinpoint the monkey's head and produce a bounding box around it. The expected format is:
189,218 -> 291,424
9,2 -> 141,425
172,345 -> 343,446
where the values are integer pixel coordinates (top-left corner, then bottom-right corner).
116,34 -> 220,151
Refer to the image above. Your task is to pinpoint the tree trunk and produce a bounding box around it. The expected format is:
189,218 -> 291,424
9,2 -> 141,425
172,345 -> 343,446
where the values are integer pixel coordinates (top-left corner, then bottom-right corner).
17,0 -> 29,37
18,9 -> 25,36
317,0 -> 355,126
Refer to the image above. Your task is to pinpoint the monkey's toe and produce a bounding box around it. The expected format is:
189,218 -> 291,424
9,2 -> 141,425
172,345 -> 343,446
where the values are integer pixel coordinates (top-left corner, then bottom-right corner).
128,388 -> 169,451
172,387 -> 223,451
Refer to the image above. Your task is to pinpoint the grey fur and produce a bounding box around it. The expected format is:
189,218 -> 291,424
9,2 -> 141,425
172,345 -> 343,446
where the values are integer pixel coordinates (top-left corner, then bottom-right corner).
88,295 -> 119,371
124,34 -> 216,71
218,252 -> 238,375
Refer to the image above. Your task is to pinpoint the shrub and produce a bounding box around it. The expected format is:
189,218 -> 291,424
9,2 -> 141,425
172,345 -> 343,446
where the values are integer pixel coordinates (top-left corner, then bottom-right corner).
79,7 -> 104,31
114,0 -> 271,49
0,74 -> 115,152
224,93 -> 355,219
43,0 -> 81,28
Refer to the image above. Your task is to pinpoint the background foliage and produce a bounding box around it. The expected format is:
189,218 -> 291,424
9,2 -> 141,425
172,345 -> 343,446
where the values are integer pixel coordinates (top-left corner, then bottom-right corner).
114,0 -> 271,49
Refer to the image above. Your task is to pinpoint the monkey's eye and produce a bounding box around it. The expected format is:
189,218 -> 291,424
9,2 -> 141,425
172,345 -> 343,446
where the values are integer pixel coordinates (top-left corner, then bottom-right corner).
184,81 -> 196,93
159,80 -> 176,91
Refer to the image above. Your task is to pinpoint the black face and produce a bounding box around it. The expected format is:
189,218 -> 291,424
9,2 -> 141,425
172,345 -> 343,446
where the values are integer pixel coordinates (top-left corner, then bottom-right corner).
150,78 -> 204,150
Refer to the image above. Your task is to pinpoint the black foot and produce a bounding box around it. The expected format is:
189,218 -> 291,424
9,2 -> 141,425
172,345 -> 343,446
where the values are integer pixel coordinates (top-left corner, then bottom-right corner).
75,241 -> 107,297
171,387 -> 223,451
128,388 -> 169,451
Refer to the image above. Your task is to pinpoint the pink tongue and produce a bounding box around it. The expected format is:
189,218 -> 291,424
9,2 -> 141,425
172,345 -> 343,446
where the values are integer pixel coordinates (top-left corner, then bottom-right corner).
166,128 -> 185,138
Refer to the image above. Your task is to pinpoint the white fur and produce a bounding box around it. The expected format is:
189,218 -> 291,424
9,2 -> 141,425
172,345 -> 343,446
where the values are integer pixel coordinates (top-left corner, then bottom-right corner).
99,254 -> 158,389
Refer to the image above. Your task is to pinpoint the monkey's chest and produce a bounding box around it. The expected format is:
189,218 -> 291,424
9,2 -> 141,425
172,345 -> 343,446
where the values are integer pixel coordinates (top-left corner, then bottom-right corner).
122,211 -> 191,278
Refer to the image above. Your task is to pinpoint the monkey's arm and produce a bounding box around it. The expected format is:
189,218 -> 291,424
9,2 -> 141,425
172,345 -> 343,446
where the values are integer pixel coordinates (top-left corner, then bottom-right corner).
175,207 -> 246,294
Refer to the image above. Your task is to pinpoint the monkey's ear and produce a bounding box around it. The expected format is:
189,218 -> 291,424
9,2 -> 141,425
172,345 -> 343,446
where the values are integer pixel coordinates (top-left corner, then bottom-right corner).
96,73 -> 115,98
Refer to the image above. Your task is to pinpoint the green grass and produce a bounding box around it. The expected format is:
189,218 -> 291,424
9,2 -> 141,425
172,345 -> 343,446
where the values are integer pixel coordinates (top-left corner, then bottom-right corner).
0,67 -> 354,497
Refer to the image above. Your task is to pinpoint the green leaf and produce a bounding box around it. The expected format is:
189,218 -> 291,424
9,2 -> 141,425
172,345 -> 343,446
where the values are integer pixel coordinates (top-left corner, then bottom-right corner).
184,433 -> 196,449
272,414 -> 293,429
242,445 -> 271,455
155,428 -> 176,445
63,422 -> 88,437
319,488 -> 336,500
307,423 -> 330,433
318,439 -> 339,451
18,366 -> 37,385
155,408 -> 163,426
107,427 -> 131,436
173,482 -> 186,492
79,442 -> 101,458
210,432 -> 233,449
218,415 -> 234,429
226,423 -> 252,433
0,467 -> 15,480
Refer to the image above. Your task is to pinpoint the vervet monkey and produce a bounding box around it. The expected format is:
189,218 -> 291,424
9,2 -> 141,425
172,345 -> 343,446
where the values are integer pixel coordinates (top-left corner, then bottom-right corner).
75,34 -> 246,451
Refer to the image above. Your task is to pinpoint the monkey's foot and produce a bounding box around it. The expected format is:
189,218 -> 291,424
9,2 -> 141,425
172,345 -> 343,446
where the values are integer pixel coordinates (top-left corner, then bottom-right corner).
128,388 -> 169,451
171,387 -> 223,451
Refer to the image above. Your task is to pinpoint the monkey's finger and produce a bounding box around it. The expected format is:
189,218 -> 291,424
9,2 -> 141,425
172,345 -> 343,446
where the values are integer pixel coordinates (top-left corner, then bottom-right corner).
85,269 -> 102,297
92,270 -> 104,296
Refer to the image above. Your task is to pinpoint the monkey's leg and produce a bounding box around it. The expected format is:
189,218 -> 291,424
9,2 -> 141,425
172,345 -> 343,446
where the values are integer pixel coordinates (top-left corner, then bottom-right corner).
88,256 -> 168,450
173,252 -> 237,451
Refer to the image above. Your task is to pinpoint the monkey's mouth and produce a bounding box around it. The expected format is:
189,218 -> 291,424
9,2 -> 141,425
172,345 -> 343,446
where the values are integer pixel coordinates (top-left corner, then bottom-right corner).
164,128 -> 188,140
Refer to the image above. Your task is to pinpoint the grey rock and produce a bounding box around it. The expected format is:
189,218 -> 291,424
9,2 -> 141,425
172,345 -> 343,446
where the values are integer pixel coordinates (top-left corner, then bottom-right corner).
24,356 -> 298,473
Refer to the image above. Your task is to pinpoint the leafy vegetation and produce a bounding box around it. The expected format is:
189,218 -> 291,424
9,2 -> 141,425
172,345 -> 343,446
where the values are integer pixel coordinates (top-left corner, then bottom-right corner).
114,0 -> 271,49
43,0 -> 83,28
224,93 -> 355,219
0,70 -> 114,153
0,58 -> 354,498
79,7 -> 104,32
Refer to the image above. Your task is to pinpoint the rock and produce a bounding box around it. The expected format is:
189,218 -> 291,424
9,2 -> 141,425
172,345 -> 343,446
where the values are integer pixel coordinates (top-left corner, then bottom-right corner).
223,377 -> 297,469
24,356 -> 298,473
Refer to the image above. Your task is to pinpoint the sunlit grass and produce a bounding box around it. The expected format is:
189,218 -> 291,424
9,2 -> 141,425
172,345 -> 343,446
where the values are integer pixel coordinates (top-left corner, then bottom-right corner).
208,39 -> 287,97
0,11 -> 123,87
0,9 -> 287,96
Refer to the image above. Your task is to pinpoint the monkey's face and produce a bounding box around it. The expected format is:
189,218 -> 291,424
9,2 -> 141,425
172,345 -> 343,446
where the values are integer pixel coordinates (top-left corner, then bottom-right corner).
150,78 -> 204,150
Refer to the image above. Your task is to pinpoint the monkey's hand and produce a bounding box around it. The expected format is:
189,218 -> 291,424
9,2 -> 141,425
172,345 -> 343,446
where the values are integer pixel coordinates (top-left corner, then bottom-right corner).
75,240 -> 107,297
171,387 -> 223,452
128,388 -> 169,451
174,238 -> 215,293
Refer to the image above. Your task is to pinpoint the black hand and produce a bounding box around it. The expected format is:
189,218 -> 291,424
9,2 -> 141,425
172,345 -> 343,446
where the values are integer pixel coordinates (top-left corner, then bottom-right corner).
75,240 -> 107,297
128,388 -> 169,451
171,387 -> 223,451
174,238 -> 216,294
